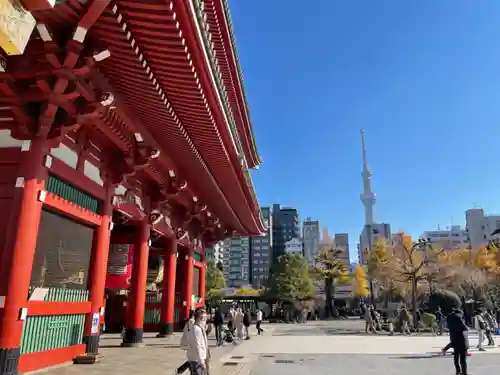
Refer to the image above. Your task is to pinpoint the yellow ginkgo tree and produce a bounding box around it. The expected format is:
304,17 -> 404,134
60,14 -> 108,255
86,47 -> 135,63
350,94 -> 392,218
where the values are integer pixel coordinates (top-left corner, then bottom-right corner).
353,264 -> 370,298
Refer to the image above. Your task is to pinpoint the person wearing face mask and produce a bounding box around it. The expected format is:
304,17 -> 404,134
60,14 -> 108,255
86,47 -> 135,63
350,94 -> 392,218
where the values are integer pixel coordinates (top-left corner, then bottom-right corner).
186,309 -> 209,375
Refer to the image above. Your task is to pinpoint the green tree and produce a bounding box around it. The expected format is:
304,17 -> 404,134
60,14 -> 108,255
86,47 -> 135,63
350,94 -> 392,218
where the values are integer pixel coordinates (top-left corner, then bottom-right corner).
206,261 -> 226,304
310,245 -> 349,317
266,253 -> 315,301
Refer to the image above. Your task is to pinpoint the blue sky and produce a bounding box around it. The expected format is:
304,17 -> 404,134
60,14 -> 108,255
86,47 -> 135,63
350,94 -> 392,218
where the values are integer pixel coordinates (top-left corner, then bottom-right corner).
230,1 -> 500,260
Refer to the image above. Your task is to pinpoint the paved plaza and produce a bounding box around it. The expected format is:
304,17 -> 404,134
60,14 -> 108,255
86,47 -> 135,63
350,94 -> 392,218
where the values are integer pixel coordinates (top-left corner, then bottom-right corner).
30,321 -> 500,375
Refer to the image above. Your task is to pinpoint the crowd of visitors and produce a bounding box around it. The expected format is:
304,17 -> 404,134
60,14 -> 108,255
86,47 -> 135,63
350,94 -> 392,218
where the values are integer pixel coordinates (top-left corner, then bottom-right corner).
176,306 -> 264,375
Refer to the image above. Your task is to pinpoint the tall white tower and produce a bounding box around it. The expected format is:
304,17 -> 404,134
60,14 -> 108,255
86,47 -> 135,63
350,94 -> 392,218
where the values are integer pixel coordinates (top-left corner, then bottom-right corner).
360,129 -> 376,226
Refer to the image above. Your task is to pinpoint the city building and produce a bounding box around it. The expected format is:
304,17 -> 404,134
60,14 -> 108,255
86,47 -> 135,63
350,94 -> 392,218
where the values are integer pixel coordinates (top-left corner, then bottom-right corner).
223,237 -> 251,287
465,208 -> 500,249
333,233 -> 352,298
334,233 -> 350,265
303,218 -> 320,265
358,224 -> 392,264
223,207 -> 272,288
249,206 -> 272,288
285,237 -> 303,254
420,226 -> 469,250
206,241 -> 224,265
272,204 -> 301,259
0,1 -> 265,373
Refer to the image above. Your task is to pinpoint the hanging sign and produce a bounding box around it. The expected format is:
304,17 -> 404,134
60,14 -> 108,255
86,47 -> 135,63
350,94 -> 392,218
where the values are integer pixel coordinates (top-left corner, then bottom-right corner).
105,244 -> 134,289
0,0 -> 37,55
91,313 -> 100,334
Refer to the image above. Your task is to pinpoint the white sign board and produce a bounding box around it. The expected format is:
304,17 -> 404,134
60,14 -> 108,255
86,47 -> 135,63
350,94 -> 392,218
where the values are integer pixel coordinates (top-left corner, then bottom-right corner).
91,312 -> 100,334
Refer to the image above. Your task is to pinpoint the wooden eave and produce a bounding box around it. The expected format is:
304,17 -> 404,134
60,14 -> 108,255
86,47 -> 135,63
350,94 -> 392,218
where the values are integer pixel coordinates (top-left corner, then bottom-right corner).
206,0 -> 261,168
31,0 -> 262,235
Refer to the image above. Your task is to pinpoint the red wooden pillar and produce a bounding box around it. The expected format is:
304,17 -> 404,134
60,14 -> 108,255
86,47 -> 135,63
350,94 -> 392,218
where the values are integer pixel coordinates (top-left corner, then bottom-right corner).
199,251 -> 207,308
122,219 -> 150,347
181,246 -> 194,321
80,185 -> 114,356
157,237 -> 177,337
0,138 -> 48,375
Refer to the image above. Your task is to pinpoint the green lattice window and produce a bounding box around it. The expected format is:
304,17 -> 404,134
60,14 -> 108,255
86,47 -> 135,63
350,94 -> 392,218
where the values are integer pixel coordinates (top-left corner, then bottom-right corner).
45,175 -> 100,213
193,253 -> 202,261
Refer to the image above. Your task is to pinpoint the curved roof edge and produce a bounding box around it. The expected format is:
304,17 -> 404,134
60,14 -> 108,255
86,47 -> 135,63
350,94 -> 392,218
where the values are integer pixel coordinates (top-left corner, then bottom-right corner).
216,0 -> 262,168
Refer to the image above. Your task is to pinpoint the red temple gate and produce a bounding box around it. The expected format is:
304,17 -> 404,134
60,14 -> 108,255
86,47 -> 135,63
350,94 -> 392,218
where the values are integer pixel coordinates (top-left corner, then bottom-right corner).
0,0 -> 265,374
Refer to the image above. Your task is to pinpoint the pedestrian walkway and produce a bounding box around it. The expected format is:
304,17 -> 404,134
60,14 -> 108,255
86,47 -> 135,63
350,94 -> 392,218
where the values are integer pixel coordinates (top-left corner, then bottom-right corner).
29,327 -> 274,375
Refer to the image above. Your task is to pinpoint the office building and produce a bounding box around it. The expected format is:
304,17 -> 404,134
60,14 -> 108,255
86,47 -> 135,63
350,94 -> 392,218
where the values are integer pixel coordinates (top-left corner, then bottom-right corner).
334,233 -> 350,265
333,233 -> 352,298
303,218 -> 320,265
420,226 -> 469,250
358,223 -> 392,264
222,236 -> 250,287
272,204 -> 300,259
206,241 -> 224,264
285,237 -> 303,254
465,208 -> 500,249
249,206 -> 272,288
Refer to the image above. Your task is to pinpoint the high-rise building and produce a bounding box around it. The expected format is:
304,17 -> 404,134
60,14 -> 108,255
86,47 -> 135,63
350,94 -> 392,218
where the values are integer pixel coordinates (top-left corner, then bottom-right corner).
206,241 -> 224,264
303,218 -> 320,265
272,204 -> 300,259
333,233 -> 352,298
223,207 -> 272,288
249,206 -> 272,288
222,236 -> 250,287
359,223 -> 391,264
334,233 -> 350,265
465,208 -> 500,249
285,237 -> 303,254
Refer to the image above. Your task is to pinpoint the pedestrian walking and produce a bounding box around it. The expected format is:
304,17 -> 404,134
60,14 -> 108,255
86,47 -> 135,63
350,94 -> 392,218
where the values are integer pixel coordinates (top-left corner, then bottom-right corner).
435,306 -> 445,336
446,308 -> 469,375
186,309 -> 209,375
484,309 -> 495,346
399,306 -> 411,335
213,307 -> 224,346
256,308 -> 264,335
365,305 -> 375,333
178,310 -> 196,374
474,309 -> 486,351
243,310 -> 251,340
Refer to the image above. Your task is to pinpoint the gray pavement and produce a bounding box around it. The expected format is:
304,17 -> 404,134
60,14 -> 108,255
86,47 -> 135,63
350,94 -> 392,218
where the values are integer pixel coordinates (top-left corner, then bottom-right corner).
31,321 -> 500,375
224,320 -> 500,375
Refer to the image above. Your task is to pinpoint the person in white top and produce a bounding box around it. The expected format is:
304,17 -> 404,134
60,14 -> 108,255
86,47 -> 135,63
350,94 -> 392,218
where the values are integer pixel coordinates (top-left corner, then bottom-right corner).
256,309 -> 263,335
234,308 -> 244,340
186,309 -> 209,374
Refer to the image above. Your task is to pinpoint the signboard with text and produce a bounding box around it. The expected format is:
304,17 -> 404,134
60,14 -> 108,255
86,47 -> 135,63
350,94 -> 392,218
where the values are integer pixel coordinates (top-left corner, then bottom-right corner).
105,244 -> 134,289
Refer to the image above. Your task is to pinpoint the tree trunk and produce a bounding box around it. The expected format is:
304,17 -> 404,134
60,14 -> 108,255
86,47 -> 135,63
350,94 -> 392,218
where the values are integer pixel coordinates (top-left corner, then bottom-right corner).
411,276 -> 418,329
325,279 -> 334,318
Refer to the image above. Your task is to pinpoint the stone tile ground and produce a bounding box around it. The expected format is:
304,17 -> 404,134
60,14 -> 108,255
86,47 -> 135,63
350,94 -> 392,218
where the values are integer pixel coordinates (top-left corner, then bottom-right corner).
251,353 -> 500,375
30,321 -> 500,375
29,328 -> 273,375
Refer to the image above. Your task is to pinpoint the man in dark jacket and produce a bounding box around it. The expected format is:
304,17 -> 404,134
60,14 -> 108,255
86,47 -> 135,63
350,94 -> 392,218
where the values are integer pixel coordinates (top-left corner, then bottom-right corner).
243,310 -> 251,340
213,307 -> 224,346
447,308 -> 469,375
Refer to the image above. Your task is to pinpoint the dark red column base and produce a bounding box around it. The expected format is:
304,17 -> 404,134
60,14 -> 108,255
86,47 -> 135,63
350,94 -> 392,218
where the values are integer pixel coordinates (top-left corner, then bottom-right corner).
83,335 -> 100,354
156,322 -> 174,338
0,347 -> 20,375
121,328 -> 144,347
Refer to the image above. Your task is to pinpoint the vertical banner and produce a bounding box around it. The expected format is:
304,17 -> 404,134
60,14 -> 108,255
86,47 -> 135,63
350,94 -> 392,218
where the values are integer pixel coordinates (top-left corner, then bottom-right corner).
105,244 -> 134,289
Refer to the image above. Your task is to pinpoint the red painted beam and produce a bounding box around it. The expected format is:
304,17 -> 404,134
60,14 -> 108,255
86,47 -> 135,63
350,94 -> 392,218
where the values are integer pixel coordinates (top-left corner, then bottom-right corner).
21,0 -> 55,11
43,191 -> 102,226
27,301 -> 91,316
19,344 -> 86,373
